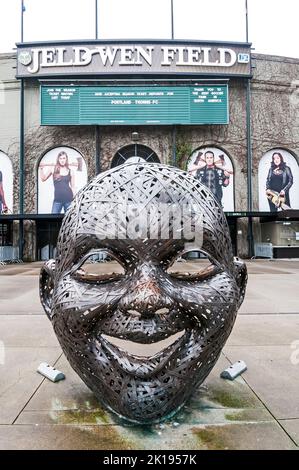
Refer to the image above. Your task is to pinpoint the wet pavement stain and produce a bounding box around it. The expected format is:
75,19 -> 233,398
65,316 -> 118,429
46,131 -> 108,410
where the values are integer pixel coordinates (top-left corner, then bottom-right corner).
48,401 -> 136,449
67,425 -> 135,450
48,397 -> 114,425
44,375 -> 270,449
206,387 -> 255,409
225,410 -> 249,421
192,426 -> 229,450
49,409 -> 111,425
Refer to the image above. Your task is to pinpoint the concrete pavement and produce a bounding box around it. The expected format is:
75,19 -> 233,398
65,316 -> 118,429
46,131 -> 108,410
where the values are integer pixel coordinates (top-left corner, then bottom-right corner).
0,260 -> 298,450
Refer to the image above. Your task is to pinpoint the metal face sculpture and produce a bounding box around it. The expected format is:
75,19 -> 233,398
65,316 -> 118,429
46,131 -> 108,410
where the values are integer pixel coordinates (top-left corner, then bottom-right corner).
40,163 -> 247,424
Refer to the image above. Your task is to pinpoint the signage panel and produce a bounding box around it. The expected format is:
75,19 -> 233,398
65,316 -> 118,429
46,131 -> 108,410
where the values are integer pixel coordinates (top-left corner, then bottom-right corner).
41,85 -> 229,125
17,40 -> 251,78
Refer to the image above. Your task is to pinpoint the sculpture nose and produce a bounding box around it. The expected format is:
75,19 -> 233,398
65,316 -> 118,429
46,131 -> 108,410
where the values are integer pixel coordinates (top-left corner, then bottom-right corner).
118,272 -> 172,317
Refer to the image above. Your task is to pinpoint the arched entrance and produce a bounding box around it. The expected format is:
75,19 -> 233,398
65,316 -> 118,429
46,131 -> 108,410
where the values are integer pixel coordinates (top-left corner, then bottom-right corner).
111,144 -> 160,168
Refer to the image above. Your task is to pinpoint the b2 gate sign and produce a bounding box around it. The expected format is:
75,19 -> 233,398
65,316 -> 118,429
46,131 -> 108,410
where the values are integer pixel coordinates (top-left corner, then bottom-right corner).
41,85 -> 229,125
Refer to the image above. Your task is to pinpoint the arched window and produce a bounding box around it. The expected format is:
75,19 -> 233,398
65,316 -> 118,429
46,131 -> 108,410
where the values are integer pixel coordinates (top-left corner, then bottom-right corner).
0,151 -> 13,214
258,149 -> 299,212
37,146 -> 87,214
111,144 -> 160,168
187,146 -> 235,211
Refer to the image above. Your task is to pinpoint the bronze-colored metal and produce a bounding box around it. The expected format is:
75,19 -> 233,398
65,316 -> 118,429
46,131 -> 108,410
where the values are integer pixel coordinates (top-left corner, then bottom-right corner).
40,163 -> 247,424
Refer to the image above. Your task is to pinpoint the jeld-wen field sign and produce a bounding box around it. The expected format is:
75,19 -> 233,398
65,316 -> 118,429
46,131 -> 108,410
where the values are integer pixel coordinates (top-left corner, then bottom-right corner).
41,85 -> 229,125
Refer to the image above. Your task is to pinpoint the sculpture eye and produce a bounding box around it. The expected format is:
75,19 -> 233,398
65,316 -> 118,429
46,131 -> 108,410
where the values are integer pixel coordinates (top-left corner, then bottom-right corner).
72,250 -> 125,284
167,250 -> 221,281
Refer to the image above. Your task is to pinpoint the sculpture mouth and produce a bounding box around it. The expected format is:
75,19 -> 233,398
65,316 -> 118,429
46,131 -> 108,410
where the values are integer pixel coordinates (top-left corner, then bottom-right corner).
101,330 -> 185,358
98,329 -> 192,377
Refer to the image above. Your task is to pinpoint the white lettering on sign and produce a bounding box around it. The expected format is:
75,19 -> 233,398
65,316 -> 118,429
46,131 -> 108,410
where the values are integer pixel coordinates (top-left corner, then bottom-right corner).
73,47 -> 93,66
97,47 -> 118,66
41,48 -> 56,67
111,100 -> 132,105
27,48 -> 42,73
22,44 -> 242,74
161,46 -> 236,67
56,48 -> 73,67
135,46 -> 153,65
119,47 -> 135,65
218,48 -> 236,67
161,47 -> 177,65
118,46 -> 153,65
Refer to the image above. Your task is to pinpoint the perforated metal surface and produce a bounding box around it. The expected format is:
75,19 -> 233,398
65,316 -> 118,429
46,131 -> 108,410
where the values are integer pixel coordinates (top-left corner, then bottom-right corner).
40,163 -> 247,424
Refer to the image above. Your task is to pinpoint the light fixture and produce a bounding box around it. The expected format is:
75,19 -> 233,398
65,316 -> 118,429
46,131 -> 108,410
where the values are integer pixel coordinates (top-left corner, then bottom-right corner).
131,131 -> 139,142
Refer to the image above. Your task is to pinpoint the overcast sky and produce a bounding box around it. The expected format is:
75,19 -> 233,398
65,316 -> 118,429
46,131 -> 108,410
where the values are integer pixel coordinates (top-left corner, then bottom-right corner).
0,0 -> 298,59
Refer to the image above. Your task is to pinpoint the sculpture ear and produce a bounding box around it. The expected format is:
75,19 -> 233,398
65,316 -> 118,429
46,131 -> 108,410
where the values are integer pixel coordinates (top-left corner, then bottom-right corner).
39,259 -> 56,319
233,257 -> 247,308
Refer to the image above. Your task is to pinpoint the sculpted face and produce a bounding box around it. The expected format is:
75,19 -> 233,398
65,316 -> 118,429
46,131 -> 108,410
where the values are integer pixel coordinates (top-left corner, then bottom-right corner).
40,163 -> 247,424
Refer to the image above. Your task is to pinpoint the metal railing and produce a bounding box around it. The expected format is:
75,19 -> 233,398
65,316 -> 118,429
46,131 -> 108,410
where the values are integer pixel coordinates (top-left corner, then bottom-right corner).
254,243 -> 273,259
0,246 -> 20,263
